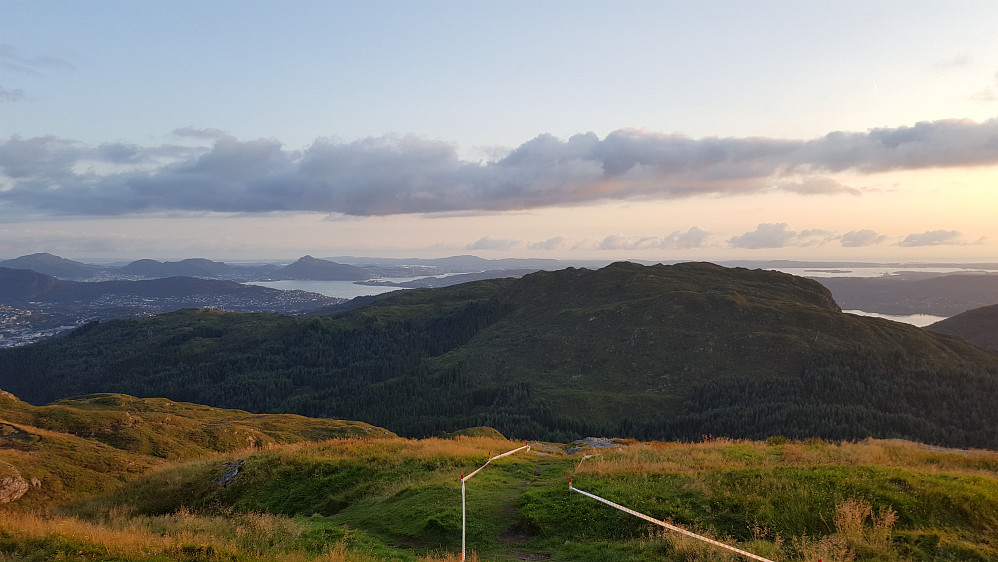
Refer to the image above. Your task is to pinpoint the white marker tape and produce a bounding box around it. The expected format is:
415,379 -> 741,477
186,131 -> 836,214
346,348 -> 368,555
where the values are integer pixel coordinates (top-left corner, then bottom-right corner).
460,444 -> 530,561
569,479 -> 774,562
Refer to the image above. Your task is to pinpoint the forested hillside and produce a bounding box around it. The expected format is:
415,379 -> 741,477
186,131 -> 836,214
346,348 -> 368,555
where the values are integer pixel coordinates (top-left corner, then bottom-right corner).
818,273 -> 998,316
928,303 -> 998,350
3,262 -> 998,448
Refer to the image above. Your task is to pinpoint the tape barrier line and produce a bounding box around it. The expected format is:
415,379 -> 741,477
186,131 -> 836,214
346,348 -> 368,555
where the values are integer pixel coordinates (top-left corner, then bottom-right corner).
462,444 -> 530,483
460,444 -> 531,561
569,480 -> 774,562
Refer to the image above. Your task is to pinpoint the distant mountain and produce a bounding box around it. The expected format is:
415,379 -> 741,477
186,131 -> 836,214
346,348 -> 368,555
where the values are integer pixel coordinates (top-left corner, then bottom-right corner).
817,273 -> 998,316
356,268 -> 540,289
0,266 -> 342,314
5,262 -> 998,449
119,257 -> 279,279
0,252 -> 104,279
327,254 -> 577,271
927,304 -> 998,351
0,267 -> 65,302
276,255 -> 373,280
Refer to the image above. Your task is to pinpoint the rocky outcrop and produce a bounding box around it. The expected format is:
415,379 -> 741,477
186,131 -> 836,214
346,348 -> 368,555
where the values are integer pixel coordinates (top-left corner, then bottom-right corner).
0,476 -> 29,503
213,459 -> 244,487
0,461 -> 39,503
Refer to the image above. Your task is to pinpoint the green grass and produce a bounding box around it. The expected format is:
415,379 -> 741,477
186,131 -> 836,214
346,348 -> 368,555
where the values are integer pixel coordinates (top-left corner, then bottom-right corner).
2,389 -> 998,560
31,436 -> 994,561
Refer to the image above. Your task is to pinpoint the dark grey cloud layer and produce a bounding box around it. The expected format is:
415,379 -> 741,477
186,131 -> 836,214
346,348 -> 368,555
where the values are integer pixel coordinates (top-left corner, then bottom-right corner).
3,117 -> 998,216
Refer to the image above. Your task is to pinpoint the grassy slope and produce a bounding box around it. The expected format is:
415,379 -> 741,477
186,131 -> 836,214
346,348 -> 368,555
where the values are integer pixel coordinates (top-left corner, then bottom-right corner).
0,391 -> 394,509
5,435 -> 994,561
0,391 -> 995,560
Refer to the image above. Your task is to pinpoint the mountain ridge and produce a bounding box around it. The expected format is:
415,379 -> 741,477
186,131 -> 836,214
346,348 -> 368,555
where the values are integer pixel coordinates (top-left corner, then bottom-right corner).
928,303 -> 998,350
3,262 -> 997,448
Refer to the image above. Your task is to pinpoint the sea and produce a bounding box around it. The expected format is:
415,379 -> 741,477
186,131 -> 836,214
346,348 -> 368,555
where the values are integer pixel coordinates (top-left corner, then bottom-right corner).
245,279 -> 419,300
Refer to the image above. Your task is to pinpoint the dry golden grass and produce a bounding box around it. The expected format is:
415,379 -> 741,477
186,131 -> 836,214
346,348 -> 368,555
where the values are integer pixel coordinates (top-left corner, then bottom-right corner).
787,533 -> 855,562
0,508 -> 470,561
636,496 -> 895,562
832,497 -> 898,554
0,510 -> 173,557
276,436 -> 530,462
574,437 -> 998,479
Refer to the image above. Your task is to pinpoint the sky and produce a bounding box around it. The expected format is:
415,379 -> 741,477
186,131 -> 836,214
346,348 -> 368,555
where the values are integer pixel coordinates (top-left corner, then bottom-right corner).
2,1 -> 998,263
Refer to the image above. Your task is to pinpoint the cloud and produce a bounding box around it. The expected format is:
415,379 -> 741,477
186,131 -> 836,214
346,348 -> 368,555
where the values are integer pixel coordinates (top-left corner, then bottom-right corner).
6,117 -> 998,216
0,44 -> 75,74
597,227 -> 710,251
898,229 -> 964,247
731,224 -> 888,249
466,236 -> 519,251
0,85 -> 26,103
840,229 -> 887,247
729,223 -> 797,249
971,72 -> 998,102
321,213 -> 366,222
172,127 -> 235,141
598,234 -> 661,251
931,54 -> 972,70
798,229 -> 837,246
528,236 -> 567,251
661,226 -> 710,249
776,176 -> 860,196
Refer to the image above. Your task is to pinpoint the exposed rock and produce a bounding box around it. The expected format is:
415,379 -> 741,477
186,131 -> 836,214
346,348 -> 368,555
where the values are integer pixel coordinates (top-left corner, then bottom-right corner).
0,476 -> 29,503
0,462 -> 30,504
573,437 -> 619,449
213,459 -> 244,487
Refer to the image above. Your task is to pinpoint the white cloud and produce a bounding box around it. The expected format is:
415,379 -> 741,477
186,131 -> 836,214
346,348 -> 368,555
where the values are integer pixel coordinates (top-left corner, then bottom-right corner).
971,71 -> 998,102
798,229 -> 837,247
466,236 -> 519,251
840,229 -> 887,247
777,176 -> 860,196
931,54 -> 972,70
598,234 -> 661,251
661,226 -> 710,249
729,223 -> 797,249
528,236 -> 567,251
598,227 -> 710,251
898,229 -> 964,247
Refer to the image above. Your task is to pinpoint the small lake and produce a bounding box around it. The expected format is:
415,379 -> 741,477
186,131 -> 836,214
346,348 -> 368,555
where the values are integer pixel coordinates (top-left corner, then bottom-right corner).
843,310 -> 947,327
779,266 -> 998,278
245,280 -> 414,299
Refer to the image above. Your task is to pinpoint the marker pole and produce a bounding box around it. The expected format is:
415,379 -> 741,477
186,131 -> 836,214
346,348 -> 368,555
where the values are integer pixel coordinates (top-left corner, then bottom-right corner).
460,475 -> 466,561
